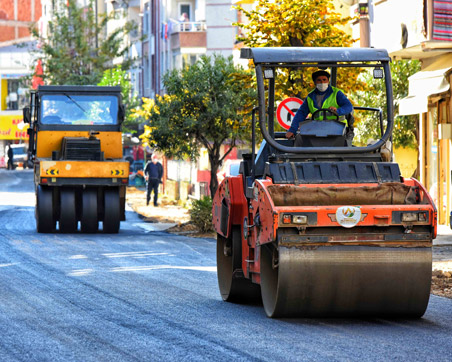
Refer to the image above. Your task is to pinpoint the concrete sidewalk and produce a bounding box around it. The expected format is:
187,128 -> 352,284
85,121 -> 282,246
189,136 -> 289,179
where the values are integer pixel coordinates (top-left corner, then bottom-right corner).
436,225 -> 452,246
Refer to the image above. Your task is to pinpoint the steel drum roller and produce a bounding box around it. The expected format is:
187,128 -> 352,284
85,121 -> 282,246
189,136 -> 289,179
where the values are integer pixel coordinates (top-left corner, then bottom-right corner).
260,244 -> 432,318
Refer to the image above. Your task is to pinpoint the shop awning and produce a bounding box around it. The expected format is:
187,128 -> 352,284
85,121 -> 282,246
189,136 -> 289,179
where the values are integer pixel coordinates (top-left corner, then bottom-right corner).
399,55 -> 452,116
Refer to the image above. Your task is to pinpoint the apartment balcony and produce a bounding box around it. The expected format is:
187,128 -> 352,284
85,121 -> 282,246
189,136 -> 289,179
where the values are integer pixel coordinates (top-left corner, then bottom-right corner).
387,0 -> 452,60
170,22 -> 207,50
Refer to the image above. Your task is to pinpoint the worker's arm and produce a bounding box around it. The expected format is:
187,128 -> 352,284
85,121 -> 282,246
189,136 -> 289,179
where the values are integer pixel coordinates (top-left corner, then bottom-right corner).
333,91 -> 353,116
286,100 -> 310,138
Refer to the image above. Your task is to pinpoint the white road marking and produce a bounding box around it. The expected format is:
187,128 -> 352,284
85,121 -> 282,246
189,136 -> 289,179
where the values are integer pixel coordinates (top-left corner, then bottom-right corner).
110,265 -> 216,273
101,251 -> 170,258
67,269 -> 94,276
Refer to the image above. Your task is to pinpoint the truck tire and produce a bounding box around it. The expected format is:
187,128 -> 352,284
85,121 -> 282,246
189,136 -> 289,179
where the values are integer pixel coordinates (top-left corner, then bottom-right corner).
59,188 -> 78,233
103,188 -> 120,233
81,188 -> 98,233
36,185 -> 55,233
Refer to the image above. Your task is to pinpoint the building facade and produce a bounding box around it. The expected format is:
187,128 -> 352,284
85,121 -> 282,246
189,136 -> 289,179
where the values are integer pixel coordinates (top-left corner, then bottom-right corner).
0,0 -> 41,165
351,0 -> 452,225
137,0 -> 240,198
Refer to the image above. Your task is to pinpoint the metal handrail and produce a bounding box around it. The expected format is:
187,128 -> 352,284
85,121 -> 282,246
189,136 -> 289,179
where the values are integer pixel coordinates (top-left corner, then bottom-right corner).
173,22 -> 207,33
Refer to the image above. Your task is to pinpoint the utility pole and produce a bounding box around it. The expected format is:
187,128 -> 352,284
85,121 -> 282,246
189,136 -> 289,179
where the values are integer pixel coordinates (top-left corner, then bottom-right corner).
359,1 -> 370,47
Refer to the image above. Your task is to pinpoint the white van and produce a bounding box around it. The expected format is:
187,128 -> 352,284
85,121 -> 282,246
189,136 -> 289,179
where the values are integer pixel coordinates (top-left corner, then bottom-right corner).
10,144 -> 31,168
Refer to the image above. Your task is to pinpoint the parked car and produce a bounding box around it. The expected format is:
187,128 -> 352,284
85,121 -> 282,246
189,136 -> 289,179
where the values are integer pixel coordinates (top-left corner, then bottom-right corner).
217,159 -> 241,184
10,144 -> 32,168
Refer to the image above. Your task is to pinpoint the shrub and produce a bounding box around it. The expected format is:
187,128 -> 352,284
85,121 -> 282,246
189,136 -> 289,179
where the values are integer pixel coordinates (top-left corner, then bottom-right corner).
189,196 -> 213,233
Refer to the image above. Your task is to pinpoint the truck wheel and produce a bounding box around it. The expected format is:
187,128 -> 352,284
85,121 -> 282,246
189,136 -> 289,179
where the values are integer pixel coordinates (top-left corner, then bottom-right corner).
59,188 -> 78,233
216,226 -> 261,303
36,185 -> 55,233
103,188 -> 120,233
81,188 -> 98,233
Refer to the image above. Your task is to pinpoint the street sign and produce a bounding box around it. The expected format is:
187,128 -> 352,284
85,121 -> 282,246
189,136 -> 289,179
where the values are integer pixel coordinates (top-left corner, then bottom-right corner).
276,97 -> 303,130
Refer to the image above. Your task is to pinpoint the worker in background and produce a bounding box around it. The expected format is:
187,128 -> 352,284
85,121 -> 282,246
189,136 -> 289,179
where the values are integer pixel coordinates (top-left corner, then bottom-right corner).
144,154 -> 163,206
285,70 -> 354,146
7,144 -> 14,170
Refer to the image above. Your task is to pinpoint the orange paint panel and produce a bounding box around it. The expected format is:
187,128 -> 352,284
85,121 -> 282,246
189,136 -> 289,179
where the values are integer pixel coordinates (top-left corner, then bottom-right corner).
36,131 -> 123,159
250,180 -> 278,244
212,179 -> 227,236
228,175 -> 247,225
274,204 -> 435,227
39,160 -> 129,178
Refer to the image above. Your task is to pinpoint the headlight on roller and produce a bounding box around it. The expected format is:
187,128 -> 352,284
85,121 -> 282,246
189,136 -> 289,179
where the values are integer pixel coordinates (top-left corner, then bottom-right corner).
401,213 -> 418,222
293,215 -> 308,224
418,212 -> 427,222
400,212 -> 428,222
281,214 -> 308,225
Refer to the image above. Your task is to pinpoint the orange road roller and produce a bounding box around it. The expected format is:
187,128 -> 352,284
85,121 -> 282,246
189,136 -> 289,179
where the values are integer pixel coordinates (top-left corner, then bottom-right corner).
212,47 -> 437,317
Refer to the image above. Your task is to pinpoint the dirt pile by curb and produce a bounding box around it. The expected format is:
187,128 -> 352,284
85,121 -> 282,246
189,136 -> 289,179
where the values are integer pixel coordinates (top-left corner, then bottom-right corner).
432,269 -> 452,299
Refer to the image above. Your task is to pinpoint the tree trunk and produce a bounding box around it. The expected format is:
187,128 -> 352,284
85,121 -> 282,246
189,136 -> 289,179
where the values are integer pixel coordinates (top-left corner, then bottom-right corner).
209,156 -> 221,198
207,143 -> 235,198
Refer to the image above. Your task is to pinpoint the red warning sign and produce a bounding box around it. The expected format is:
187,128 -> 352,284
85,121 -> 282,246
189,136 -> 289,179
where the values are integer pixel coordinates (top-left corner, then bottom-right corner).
276,97 -> 303,130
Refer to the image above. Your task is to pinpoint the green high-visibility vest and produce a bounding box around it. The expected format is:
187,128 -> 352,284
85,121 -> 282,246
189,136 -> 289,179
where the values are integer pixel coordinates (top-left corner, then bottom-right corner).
307,86 -> 347,123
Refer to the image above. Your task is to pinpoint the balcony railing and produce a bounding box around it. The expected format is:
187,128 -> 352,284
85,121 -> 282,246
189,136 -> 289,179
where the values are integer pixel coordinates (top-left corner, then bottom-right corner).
172,21 -> 206,33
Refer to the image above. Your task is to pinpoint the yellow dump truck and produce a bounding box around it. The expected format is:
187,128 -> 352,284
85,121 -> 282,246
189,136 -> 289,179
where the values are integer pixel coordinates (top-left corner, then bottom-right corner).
23,85 -> 129,233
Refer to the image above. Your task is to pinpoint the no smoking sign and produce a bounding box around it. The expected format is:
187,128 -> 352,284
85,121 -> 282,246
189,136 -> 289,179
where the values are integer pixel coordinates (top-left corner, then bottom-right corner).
276,97 -> 303,130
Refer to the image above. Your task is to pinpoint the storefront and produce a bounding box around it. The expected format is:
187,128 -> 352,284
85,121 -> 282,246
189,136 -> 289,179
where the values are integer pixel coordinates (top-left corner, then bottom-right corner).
0,112 -> 29,167
0,73 -> 31,166
399,54 -> 452,225
1,75 -> 30,111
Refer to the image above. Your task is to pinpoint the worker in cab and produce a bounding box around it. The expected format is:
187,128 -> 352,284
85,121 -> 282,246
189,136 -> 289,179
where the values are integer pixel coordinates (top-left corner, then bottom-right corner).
285,70 -> 353,146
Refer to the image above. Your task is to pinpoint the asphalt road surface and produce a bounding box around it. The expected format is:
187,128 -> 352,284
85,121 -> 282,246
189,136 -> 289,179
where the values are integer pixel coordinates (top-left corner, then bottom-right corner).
1,169 -> 452,362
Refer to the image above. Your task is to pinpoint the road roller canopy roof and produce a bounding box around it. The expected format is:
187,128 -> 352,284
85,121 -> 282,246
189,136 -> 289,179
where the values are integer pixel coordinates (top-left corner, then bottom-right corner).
241,47 -> 394,157
240,47 -> 391,64
29,85 -> 125,132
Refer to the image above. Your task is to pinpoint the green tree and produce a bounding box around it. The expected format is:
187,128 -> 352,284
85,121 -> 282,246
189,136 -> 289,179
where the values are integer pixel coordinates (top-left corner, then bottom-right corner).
134,55 -> 255,197
30,0 -> 137,85
98,65 -> 141,133
351,60 -> 420,148
235,0 -> 366,101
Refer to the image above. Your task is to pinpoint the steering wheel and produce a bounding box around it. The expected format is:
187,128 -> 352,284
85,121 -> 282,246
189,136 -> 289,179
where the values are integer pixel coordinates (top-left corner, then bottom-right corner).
311,108 -> 339,121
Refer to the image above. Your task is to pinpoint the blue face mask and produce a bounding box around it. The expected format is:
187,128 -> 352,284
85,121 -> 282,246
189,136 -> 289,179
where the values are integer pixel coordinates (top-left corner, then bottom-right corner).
316,83 -> 328,92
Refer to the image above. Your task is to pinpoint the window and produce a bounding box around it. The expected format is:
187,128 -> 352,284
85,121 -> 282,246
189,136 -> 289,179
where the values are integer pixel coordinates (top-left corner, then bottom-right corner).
151,0 -> 156,35
40,94 -> 119,125
143,2 -> 149,35
6,79 -> 29,111
182,54 -> 199,68
143,55 -> 150,96
179,3 -> 191,21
